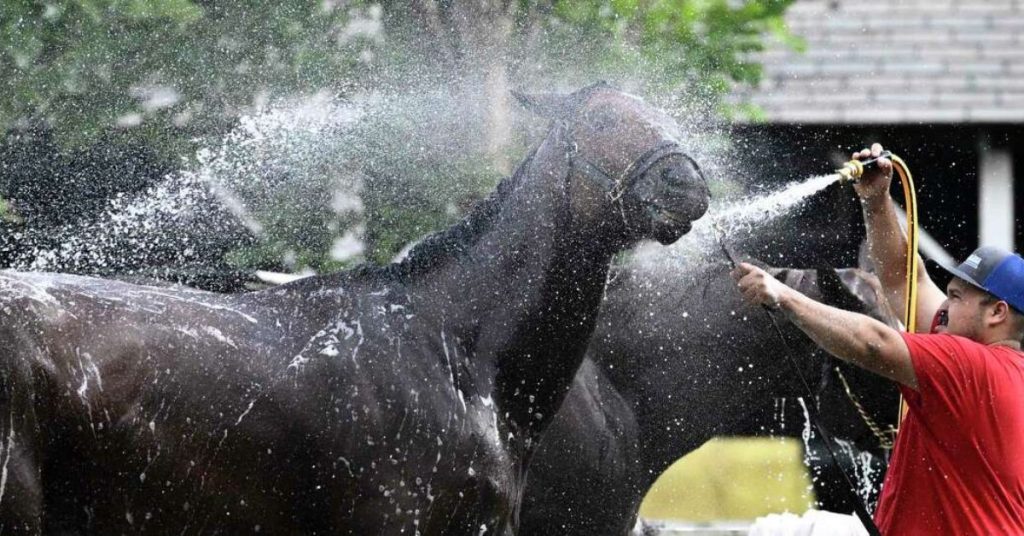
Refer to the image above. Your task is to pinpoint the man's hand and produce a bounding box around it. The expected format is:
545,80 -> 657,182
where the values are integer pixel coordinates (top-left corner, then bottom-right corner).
851,142 -> 893,203
731,262 -> 792,310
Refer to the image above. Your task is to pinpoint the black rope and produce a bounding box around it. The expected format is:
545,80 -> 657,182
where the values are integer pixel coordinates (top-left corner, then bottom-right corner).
716,237 -> 884,536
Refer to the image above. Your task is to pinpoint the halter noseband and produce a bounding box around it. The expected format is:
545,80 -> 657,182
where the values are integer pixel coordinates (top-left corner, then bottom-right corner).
566,136 -> 700,204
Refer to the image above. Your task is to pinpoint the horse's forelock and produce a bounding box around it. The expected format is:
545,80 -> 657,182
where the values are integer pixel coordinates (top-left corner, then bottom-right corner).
566,81 -> 618,111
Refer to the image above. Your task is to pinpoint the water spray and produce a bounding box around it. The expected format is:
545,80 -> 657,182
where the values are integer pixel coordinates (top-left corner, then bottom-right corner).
834,151 -> 919,427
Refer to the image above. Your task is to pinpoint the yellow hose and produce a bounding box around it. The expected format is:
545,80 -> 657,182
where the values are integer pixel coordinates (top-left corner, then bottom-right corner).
891,154 -> 917,427
837,154 -> 918,428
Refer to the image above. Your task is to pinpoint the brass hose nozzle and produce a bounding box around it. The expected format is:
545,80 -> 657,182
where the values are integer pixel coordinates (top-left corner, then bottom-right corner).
836,150 -> 892,184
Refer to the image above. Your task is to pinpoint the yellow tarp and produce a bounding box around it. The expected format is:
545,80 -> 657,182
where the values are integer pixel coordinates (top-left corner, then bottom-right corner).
639,437 -> 815,522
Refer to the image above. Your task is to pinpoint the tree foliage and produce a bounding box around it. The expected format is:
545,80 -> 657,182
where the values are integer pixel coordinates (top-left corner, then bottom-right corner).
1,0 -> 798,281
554,0 -> 801,99
1,0 -> 375,150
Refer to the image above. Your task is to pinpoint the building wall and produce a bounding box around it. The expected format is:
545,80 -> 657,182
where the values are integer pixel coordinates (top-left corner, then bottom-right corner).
735,0 -> 1024,124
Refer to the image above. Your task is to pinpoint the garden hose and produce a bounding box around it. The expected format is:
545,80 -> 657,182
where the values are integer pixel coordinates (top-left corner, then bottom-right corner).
836,151 -> 918,427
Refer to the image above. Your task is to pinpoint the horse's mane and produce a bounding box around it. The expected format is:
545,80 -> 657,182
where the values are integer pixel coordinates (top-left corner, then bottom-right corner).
338,147 -> 536,285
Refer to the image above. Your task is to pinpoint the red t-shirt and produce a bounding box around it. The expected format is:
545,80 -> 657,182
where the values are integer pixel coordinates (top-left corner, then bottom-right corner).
873,333 -> 1024,535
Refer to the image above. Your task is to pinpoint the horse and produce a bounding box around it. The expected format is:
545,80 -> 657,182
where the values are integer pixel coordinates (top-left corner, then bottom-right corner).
517,249 -> 901,535
0,82 -> 709,535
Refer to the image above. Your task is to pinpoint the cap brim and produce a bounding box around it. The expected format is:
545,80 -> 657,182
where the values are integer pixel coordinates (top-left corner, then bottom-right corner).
937,260 -> 987,292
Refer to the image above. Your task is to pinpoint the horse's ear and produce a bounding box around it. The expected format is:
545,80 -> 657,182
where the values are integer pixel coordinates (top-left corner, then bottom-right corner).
834,268 -> 902,327
512,90 -> 570,119
817,267 -> 868,313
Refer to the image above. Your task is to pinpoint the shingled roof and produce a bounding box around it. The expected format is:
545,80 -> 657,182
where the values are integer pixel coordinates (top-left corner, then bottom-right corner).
733,0 -> 1024,124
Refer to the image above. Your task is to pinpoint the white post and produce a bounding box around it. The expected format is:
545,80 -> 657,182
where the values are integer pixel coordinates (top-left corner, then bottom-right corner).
978,139 -> 1015,251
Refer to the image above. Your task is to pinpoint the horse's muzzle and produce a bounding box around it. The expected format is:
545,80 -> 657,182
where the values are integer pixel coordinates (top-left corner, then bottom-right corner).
637,154 -> 710,244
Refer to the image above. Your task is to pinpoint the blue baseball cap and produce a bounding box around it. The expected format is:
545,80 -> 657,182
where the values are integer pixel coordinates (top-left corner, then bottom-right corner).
940,246 -> 1024,314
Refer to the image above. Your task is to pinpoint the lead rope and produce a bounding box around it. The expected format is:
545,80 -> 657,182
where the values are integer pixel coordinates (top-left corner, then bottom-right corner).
711,219 -> 884,536
834,366 -> 897,451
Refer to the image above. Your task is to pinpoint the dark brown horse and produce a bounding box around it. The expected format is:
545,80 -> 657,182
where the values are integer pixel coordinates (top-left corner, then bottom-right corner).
518,248 -> 900,535
0,83 -> 709,535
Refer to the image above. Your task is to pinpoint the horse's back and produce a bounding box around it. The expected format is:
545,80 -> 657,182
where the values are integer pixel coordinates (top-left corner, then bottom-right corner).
0,270 -> 521,533
0,270 -> 312,532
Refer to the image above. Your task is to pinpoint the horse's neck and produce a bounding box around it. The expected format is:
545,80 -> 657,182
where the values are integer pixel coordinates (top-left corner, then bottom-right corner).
416,135 -> 618,449
595,265 -> 815,482
629,315 -> 820,485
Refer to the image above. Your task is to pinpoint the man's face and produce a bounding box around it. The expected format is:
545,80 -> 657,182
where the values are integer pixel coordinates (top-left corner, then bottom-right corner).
935,278 -> 990,339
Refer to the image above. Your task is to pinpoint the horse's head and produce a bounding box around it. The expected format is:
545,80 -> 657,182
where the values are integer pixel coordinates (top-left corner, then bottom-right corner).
514,82 -> 710,245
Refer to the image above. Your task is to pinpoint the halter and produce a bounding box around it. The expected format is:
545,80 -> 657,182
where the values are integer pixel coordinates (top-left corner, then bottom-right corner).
564,127 -> 705,225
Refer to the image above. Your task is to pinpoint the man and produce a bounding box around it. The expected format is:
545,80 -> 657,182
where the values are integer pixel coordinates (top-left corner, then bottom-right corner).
733,143 -> 1024,534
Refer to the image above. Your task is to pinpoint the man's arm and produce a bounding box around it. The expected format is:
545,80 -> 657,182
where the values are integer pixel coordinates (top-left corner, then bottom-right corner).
733,262 -> 918,390
854,144 -> 945,332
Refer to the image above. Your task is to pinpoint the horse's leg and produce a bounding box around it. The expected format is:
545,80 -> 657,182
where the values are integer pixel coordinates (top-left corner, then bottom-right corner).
0,350 -> 44,533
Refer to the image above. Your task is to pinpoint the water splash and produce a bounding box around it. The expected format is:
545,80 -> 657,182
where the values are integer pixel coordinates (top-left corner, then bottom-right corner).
797,398 -> 882,514
3,94 -> 366,274
5,84 -> 743,279
9,180 -> 213,272
707,174 -> 840,237
834,437 -> 882,511
797,398 -> 818,465
635,173 -> 842,268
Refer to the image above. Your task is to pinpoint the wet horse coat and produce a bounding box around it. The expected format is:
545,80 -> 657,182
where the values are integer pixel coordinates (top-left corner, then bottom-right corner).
518,253 -> 900,535
0,84 -> 710,534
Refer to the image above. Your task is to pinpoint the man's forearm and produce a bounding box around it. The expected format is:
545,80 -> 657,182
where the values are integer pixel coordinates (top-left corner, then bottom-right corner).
778,287 -> 917,388
862,196 -> 912,303
862,194 -> 944,332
